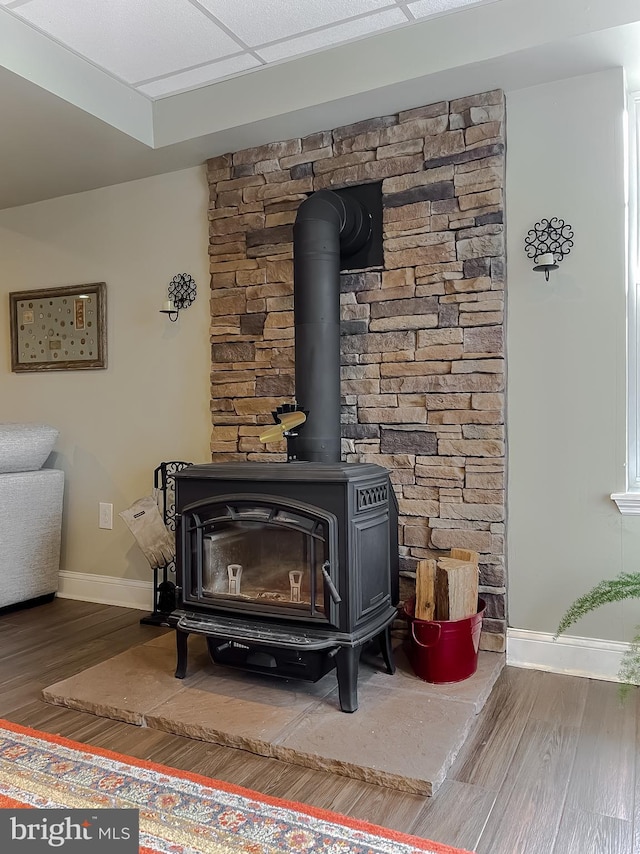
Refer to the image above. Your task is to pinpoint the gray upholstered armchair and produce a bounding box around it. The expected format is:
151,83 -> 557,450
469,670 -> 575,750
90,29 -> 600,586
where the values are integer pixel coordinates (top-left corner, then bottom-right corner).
0,424 -> 64,609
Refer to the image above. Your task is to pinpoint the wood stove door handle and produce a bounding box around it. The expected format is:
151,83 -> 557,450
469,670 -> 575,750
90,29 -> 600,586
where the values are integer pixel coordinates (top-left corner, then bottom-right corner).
321,562 -> 342,604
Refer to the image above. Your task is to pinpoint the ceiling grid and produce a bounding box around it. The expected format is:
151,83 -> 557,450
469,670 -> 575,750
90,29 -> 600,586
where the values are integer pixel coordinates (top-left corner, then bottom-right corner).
0,0 -> 493,99
0,0 -> 638,208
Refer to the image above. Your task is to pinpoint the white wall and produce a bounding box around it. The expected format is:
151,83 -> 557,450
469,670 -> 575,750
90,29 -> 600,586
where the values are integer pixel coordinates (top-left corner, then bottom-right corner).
0,167 -> 211,595
506,68 -> 640,642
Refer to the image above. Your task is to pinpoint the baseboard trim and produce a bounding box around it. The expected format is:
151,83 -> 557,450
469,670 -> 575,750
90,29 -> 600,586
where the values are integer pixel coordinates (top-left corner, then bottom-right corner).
507,628 -> 630,683
53,581 -> 632,682
57,571 -> 153,612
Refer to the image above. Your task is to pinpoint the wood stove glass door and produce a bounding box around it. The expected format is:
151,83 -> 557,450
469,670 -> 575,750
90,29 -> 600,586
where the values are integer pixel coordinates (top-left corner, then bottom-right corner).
185,497 -> 336,622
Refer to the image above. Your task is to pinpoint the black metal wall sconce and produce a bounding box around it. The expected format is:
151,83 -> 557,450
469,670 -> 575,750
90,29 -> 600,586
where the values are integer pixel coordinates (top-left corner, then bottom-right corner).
524,218 -> 574,281
160,273 -> 197,322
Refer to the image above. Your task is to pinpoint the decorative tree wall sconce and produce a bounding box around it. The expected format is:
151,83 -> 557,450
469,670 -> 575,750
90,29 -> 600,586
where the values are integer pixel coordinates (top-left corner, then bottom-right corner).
160,273 -> 197,321
524,218 -> 574,281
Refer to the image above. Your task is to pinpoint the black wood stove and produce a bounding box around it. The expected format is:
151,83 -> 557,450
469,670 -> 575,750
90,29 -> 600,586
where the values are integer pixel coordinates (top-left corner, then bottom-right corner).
173,186 -> 398,712
174,461 -> 398,711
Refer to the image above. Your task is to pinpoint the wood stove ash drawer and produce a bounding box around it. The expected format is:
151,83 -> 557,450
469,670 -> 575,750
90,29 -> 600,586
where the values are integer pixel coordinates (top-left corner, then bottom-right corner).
206,636 -> 337,682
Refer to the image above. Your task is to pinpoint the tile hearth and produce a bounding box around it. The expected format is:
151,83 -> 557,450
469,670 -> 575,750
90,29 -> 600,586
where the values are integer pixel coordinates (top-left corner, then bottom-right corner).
42,631 -> 504,796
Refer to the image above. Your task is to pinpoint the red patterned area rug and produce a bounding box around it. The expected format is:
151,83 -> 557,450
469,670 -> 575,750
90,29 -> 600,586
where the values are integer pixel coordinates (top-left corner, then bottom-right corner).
0,720 -> 473,854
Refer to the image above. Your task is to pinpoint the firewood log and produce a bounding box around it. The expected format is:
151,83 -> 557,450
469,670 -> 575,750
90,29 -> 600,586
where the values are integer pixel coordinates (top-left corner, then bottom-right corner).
435,558 -> 478,621
449,548 -> 480,566
415,559 -> 436,620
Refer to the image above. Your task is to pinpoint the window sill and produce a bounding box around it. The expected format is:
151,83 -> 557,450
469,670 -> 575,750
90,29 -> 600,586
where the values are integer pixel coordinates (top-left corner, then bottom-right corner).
611,492 -> 640,514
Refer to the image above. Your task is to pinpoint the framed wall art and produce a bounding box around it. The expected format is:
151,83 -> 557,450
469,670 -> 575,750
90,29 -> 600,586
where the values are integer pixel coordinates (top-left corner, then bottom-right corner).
9,282 -> 107,372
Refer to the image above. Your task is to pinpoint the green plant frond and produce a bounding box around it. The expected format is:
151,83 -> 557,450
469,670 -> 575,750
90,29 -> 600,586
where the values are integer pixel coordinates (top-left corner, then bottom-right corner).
618,626 -> 640,700
556,572 -> 640,637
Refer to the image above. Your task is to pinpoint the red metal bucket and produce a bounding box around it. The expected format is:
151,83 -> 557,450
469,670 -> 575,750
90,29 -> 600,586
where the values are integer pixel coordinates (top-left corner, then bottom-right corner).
403,597 -> 485,683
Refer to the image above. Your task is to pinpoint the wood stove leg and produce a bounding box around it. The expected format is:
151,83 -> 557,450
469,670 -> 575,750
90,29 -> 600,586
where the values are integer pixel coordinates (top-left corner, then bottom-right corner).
378,626 -> 396,675
175,629 -> 189,679
335,646 -> 360,713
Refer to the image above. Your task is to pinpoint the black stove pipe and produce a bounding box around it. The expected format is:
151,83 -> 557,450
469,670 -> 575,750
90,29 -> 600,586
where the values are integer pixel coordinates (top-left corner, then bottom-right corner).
293,190 -> 371,463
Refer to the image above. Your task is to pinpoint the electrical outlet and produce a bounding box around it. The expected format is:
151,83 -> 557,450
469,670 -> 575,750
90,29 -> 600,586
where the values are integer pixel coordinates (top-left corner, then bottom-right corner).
99,502 -> 113,530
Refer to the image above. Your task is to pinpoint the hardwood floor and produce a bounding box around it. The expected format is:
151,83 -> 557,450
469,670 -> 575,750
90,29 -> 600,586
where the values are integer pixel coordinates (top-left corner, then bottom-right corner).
0,598 -> 637,854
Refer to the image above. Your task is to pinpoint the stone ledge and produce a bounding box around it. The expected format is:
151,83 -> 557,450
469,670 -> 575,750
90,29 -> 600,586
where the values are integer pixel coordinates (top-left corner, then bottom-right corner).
42,632 -> 504,798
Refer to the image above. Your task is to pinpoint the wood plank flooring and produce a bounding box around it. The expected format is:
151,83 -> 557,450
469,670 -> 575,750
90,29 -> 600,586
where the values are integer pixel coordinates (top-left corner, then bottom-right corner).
0,598 -> 637,854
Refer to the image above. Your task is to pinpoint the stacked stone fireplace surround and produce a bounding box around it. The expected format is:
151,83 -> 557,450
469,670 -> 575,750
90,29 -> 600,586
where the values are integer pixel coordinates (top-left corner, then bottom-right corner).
206,89 -> 506,653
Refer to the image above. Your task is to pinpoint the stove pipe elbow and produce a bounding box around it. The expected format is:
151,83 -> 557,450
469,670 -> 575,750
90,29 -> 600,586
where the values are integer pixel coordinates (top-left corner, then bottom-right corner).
293,190 -> 371,463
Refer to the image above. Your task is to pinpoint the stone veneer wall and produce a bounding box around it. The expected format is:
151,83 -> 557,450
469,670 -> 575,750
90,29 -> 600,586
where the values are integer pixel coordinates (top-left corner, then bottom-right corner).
206,90 -> 506,652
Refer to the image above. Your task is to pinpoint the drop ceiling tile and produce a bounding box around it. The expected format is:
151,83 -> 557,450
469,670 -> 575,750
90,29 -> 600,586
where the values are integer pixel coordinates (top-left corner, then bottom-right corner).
257,7 -> 408,64
198,0 -> 395,47
407,0 -> 486,18
137,53 -> 261,99
11,0 -> 242,83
